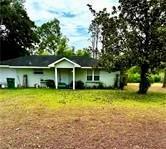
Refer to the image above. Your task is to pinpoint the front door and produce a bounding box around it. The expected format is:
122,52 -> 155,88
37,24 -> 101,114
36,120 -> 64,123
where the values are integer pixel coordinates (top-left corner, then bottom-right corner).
58,69 -> 72,85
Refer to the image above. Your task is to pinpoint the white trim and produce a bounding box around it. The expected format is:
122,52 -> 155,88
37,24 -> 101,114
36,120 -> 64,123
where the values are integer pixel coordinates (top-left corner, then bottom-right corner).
81,67 -> 92,69
48,57 -> 81,67
0,65 -> 49,68
86,69 -> 100,82
0,65 -> 9,68
92,70 -> 95,81
55,67 -> 58,89
81,67 -> 103,69
9,66 -> 49,69
73,67 -> 75,90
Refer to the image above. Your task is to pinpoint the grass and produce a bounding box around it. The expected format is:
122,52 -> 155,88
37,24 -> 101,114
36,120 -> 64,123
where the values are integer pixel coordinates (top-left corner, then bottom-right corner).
0,84 -> 166,149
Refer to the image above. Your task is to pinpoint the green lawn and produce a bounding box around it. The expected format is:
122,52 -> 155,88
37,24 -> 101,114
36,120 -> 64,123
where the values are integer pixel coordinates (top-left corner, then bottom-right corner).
0,84 -> 166,149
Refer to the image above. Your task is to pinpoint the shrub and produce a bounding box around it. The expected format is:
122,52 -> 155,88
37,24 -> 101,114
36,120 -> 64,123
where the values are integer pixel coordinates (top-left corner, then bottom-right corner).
114,74 -> 120,88
98,82 -> 104,89
76,80 -> 85,89
148,76 -> 154,83
128,73 -> 140,83
45,80 -> 55,88
152,74 -> 161,83
70,80 -> 85,89
128,66 -> 140,74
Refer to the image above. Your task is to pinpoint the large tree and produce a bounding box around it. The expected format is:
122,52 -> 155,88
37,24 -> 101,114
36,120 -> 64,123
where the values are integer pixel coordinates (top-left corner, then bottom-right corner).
88,0 -> 166,94
33,18 -> 68,55
0,0 -> 38,61
163,69 -> 166,88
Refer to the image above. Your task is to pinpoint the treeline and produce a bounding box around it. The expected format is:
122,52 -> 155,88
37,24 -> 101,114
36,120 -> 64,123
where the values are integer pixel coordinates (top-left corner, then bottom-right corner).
0,0 -> 90,61
127,67 -> 164,83
88,0 -> 166,94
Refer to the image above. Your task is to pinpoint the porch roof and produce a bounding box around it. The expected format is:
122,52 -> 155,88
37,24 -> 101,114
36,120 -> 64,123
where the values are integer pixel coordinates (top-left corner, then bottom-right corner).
0,56 -> 98,68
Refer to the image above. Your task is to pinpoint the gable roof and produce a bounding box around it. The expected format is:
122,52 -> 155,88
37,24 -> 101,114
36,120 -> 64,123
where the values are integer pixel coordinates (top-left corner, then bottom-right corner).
0,56 -> 98,68
48,57 -> 81,67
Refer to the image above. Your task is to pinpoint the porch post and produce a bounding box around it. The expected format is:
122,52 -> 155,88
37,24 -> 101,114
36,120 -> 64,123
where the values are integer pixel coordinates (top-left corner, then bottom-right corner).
73,67 -> 75,90
55,67 -> 58,89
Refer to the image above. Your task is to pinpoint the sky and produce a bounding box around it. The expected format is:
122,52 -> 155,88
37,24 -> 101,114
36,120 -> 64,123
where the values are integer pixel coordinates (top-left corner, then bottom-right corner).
24,0 -> 118,49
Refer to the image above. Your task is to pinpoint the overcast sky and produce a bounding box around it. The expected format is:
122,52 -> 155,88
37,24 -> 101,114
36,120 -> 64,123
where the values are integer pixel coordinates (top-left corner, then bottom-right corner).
24,0 -> 118,49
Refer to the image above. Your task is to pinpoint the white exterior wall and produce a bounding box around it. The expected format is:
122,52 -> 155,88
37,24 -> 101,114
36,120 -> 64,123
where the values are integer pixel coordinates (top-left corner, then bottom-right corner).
55,60 -> 74,68
0,68 -> 17,87
75,69 -> 120,87
0,68 -> 54,87
0,66 -> 119,88
16,68 -> 54,87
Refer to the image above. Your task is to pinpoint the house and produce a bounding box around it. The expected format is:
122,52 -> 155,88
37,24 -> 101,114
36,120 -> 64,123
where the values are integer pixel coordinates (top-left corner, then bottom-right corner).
0,56 -> 120,89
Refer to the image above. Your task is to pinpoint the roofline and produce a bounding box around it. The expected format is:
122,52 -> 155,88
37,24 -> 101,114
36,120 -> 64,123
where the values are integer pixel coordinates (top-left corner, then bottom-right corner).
0,65 -> 10,68
0,66 -> 102,69
81,67 -> 103,69
48,57 -> 81,67
0,65 -> 49,69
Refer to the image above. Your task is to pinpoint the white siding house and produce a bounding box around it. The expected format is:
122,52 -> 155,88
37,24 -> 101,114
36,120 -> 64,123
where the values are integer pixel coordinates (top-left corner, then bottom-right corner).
0,56 -> 120,89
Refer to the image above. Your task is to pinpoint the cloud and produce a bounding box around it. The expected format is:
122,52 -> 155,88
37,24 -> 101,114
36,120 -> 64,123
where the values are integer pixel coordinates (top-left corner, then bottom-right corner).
24,0 -> 119,49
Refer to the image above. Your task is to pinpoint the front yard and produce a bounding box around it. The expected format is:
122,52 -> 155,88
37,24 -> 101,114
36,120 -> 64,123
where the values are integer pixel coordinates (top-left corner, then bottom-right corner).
0,84 -> 166,149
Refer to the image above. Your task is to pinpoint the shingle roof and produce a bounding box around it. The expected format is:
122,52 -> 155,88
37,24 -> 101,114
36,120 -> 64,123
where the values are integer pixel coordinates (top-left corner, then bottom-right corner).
0,56 -> 98,67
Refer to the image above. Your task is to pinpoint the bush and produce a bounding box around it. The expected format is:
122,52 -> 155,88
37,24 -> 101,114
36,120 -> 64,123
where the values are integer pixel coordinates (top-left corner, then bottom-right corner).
70,80 -> 85,89
128,73 -> 140,83
98,82 -> 104,89
152,74 -> 161,83
76,80 -> 85,89
45,80 -> 55,88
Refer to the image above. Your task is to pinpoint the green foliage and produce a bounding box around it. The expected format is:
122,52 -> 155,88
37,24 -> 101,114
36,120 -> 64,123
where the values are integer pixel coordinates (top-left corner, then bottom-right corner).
98,82 -> 104,89
33,18 -> 68,55
128,67 -> 162,83
128,73 -> 141,83
45,80 -> 55,88
128,66 -> 140,74
0,0 -> 38,61
75,48 -> 91,57
88,0 -> 166,94
151,74 -> 161,83
63,48 -> 75,57
69,81 -> 85,89
33,22 -> 91,57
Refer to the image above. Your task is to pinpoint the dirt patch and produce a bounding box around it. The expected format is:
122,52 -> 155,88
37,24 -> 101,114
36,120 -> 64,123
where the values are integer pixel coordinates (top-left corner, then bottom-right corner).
0,107 -> 165,149
127,83 -> 166,93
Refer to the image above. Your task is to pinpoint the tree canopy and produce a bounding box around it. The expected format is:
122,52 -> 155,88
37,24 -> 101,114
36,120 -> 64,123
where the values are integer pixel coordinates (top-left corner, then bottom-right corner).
0,0 -> 38,61
88,0 -> 166,94
32,18 -> 69,55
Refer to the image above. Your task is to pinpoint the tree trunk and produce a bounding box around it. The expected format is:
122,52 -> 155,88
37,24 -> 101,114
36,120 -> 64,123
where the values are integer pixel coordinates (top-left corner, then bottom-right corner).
138,65 -> 150,94
163,69 -> 166,88
119,70 -> 127,90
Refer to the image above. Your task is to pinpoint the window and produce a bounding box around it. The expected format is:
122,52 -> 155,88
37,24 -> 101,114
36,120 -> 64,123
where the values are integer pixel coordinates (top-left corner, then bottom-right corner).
87,69 -> 100,81
34,69 -> 43,74
94,70 -> 100,81
87,70 -> 92,81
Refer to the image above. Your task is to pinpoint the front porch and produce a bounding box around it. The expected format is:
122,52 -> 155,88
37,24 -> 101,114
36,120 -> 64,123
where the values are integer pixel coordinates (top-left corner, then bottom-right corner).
49,57 -> 80,90
54,68 -> 76,90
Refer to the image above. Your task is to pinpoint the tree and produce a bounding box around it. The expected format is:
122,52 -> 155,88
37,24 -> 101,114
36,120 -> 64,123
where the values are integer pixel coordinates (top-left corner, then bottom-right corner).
0,0 -> 38,61
160,62 -> 166,88
88,0 -> 166,94
88,5 -> 133,90
75,48 -> 91,57
33,18 -> 68,55
157,24 -> 166,88
163,69 -> 166,88
88,4 -> 100,59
